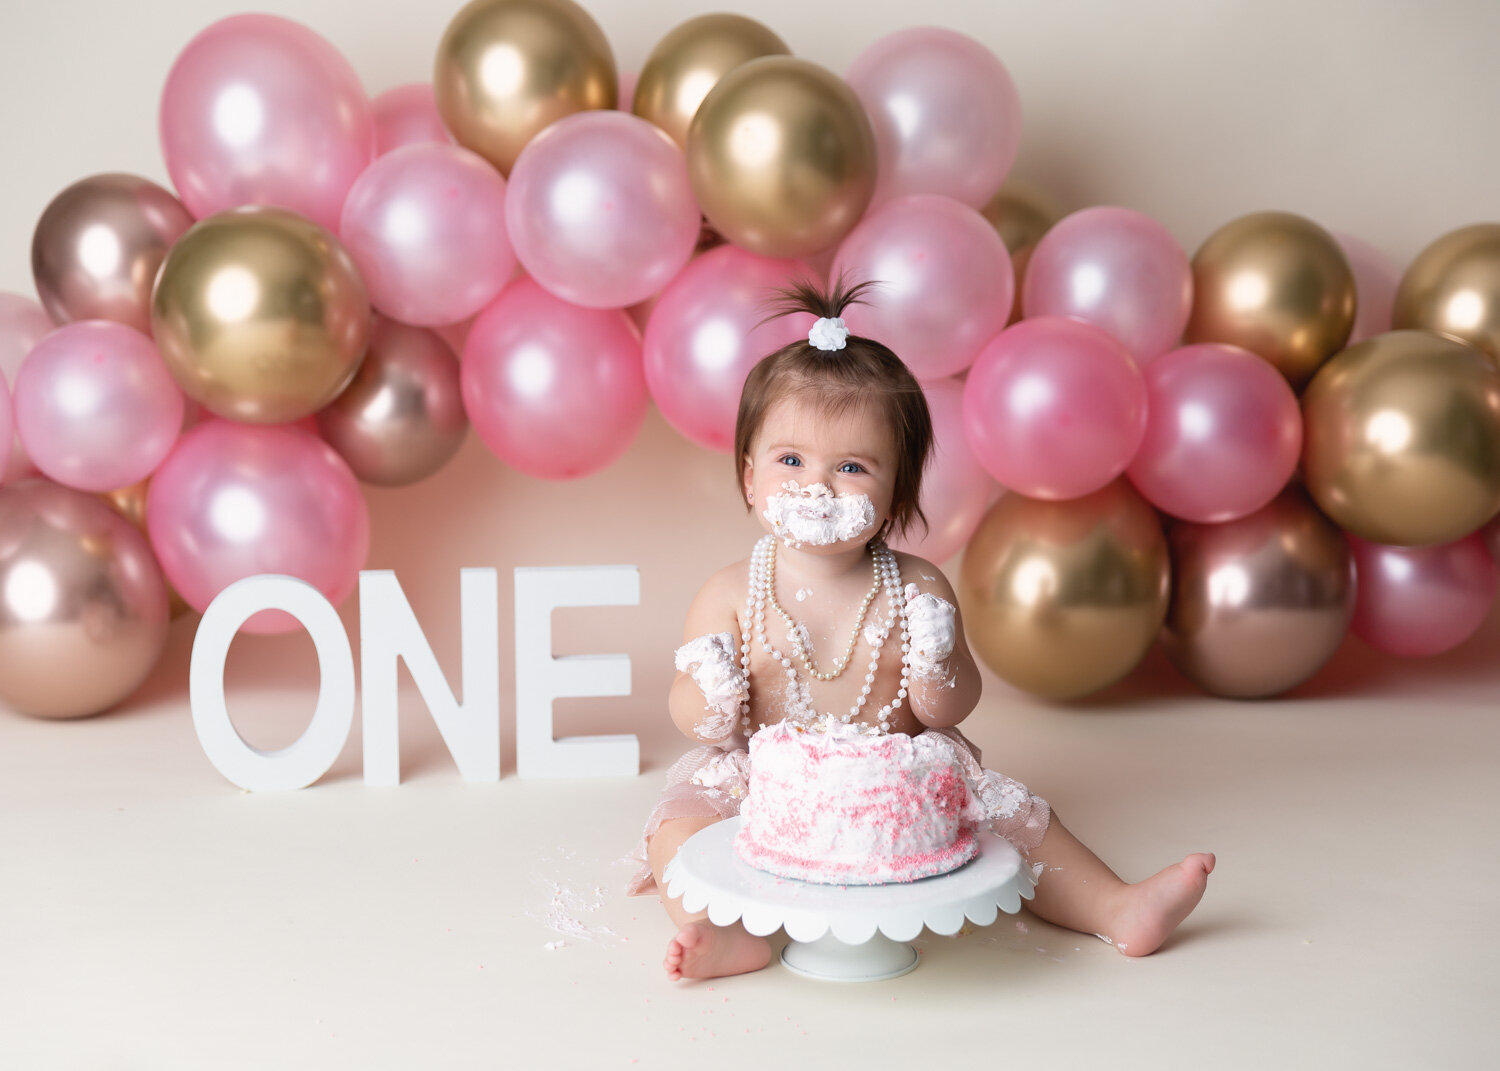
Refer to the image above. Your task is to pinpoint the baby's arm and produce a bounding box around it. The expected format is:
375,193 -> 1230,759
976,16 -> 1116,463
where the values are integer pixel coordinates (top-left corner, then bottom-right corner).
897,554 -> 981,729
668,565 -> 748,746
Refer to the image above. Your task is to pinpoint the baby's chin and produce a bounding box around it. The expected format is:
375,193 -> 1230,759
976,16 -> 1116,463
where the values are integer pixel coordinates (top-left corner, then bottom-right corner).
764,524 -> 883,554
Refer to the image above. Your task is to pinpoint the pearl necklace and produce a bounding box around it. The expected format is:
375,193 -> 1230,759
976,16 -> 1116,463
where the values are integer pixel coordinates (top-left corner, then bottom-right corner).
764,540 -> 880,681
738,534 -> 911,736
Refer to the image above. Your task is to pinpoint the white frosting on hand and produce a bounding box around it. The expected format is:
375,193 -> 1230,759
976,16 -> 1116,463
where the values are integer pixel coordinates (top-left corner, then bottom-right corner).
674,631 -> 748,740
761,480 -> 875,548
904,583 -> 956,680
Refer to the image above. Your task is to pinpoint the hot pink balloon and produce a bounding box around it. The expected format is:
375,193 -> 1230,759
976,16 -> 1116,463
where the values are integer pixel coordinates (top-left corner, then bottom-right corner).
461,277 -> 648,479
1022,206 -> 1192,364
505,110 -> 700,309
13,322 -> 184,493
1333,231 -> 1398,345
340,142 -> 515,326
146,420 -> 370,634
159,14 -> 375,232
643,246 -> 815,452
1347,532 -> 1498,657
888,377 -> 999,563
963,317 -> 1147,500
372,83 -> 453,156
0,293 -> 53,484
834,195 -> 1014,380
846,27 -> 1021,209
1125,343 -> 1301,523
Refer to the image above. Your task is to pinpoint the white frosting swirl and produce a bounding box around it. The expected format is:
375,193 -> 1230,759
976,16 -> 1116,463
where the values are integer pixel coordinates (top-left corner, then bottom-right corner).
904,583 -> 956,679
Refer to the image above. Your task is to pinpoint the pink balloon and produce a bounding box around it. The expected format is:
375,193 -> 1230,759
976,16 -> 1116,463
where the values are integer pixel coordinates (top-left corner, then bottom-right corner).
505,110 -> 700,308
372,83 -> 453,156
846,27 -> 1021,209
833,195 -> 1014,380
1125,343 -> 1301,523
1022,206 -> 1192,364
432,314 -> 477,357
340,143 -> 515,326
147,420 -> 370,634
963,317 -> 1147,500
159,14 -> 375,231
1347,532 -> 1498,657
0,373 -> 10,469
13,322 -> 184,493
1484,512 -> 1500,566
0,293 -> 53,484
461,277 -> 649,479
1332,231 -> 1398,345
643,246 -> 814,453
888,377 -> 999,563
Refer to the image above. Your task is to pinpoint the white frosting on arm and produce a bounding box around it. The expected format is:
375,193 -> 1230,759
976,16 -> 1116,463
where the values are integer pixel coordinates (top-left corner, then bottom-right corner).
904,583 -> 957,681
674,631 -> 748,740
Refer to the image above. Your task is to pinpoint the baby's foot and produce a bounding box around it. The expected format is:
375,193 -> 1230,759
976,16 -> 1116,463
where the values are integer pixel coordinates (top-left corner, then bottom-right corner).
1106,853 -> 1215,957
664,921 -> 773,981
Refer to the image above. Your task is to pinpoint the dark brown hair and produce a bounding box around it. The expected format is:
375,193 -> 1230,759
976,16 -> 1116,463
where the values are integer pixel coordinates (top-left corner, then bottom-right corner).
734,273 -> 933,543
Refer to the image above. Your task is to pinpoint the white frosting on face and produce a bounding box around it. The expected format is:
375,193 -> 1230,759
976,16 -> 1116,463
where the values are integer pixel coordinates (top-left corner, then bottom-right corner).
674,631 -> 748,740
760,480 -> 876,548
904,583 -> 956,680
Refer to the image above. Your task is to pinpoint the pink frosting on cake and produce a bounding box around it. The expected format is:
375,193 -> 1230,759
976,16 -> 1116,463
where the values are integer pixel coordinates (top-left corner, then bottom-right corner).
733,718 -> 985,884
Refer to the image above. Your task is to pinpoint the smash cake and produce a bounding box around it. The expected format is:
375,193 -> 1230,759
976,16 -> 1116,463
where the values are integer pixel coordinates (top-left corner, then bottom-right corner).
733,716 -> 986,885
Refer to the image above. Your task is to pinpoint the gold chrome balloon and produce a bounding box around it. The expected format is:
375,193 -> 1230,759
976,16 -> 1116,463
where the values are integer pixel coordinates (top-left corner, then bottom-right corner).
1184,211 -> 1356,389
434,0 -> 617,175
0,479 -> 170,719
958,480 -> 1170,701
633,14 -> 789,151
1161,488 -> 1354,698
99,479 -> 192,619
1301,329 -> 1500,546
31,172 -> 194,333
980,178 -> 1065,255
686,56 -> 876,259
1392,223 -> 1500,364
151,206 -> 371,424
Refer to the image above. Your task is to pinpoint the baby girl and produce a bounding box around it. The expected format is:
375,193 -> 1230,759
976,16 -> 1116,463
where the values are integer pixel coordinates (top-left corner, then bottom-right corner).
626,277 -> 1214,981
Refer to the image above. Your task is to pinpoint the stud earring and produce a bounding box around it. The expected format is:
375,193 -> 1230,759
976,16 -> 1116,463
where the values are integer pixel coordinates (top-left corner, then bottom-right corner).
747,490 -> 754,504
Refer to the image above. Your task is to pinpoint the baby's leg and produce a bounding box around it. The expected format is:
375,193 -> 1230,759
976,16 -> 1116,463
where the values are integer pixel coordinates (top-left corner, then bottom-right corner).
1025,811 -> 1215,957
648,814 -> 773,981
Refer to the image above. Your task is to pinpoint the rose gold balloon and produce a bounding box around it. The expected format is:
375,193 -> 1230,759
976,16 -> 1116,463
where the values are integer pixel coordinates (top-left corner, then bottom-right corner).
1301,329 -> 1500,546
434,0 -> 617,176
980,178 -> 1065,254
1161,488 -> 1355,698
316,317 -> 468,486
31,173 -> 193,334
99,479 -> 193,619
958,479 -> 1170,700
1184,211 -> 1356,389
1392,223 -> 1500,364
0,479 -> 170,719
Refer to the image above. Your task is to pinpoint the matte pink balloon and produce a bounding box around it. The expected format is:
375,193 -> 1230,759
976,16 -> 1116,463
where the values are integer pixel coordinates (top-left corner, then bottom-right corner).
888,376 -> 999,563
505,110 -> 700,309
340,143 -> 514,326
372,84 -> 453,156
1333,231 -> 1398,345
1126,343 -> 1301,523
159,14 -> 375,231
146,420 -> 370,634
0,293 -> 53,483
963,317 -> 1147,500
13,322 -> 184,493
834,195 -> 1013,380
846,27 -> 1021,209
1347,532 -> 1498,657
643,246 -> 814,452
461,277 -> 648,479
1022,206 -> 1192,364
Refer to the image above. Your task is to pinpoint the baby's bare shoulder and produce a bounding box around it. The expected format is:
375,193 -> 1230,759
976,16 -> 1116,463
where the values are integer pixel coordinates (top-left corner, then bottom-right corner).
681,557 -> 751,639
891,550 -> 957,599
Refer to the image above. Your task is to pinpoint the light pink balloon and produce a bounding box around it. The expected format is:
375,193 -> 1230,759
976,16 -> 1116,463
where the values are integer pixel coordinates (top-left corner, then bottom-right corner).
146,420 -> 370,634
340,142 -> 515,326
0,293 -> 53,484
1347,532 -> 1498,657
461,277 -> 649,479
0,373 -> 10,468
833,195 -> 1013,380
888,377 -> 999,563
643,246 -> 815,453
963,317 -> 1148,500
159,14 -> 375,231
372,83 -> 453,156
505,110 -> 701,308
1125,343 -> 1301,523
1022,206 -> 1193,364
1332,231 -> 1398,345
13,322 -> 184,493
846,27 -> 1021,209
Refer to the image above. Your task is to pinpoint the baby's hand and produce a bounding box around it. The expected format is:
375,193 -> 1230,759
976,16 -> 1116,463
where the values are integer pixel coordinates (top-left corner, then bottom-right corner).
904,583 -> 956,679
674,631 -> 748,740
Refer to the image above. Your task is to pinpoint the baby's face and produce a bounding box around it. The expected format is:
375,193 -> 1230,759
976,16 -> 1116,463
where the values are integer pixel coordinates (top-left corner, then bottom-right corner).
743,395 -> 898,551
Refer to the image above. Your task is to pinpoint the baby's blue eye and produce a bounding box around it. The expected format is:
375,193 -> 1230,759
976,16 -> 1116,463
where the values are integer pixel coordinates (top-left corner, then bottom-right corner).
778,455 -> 802,467
839,462 -> 865,474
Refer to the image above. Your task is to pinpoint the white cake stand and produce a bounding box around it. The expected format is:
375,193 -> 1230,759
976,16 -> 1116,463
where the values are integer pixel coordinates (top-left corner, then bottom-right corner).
661,816 -> 1036,983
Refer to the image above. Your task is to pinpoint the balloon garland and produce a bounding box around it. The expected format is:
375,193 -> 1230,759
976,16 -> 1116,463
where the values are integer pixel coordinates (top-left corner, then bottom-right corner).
1,0 -> 1498,719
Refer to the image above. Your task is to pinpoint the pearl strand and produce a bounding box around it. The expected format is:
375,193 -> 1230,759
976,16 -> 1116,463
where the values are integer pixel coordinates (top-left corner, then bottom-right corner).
764,540 -> 880,681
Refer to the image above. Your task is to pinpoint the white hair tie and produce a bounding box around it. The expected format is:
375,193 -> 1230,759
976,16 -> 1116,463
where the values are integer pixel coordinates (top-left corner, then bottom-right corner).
808,316 -> 849,352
